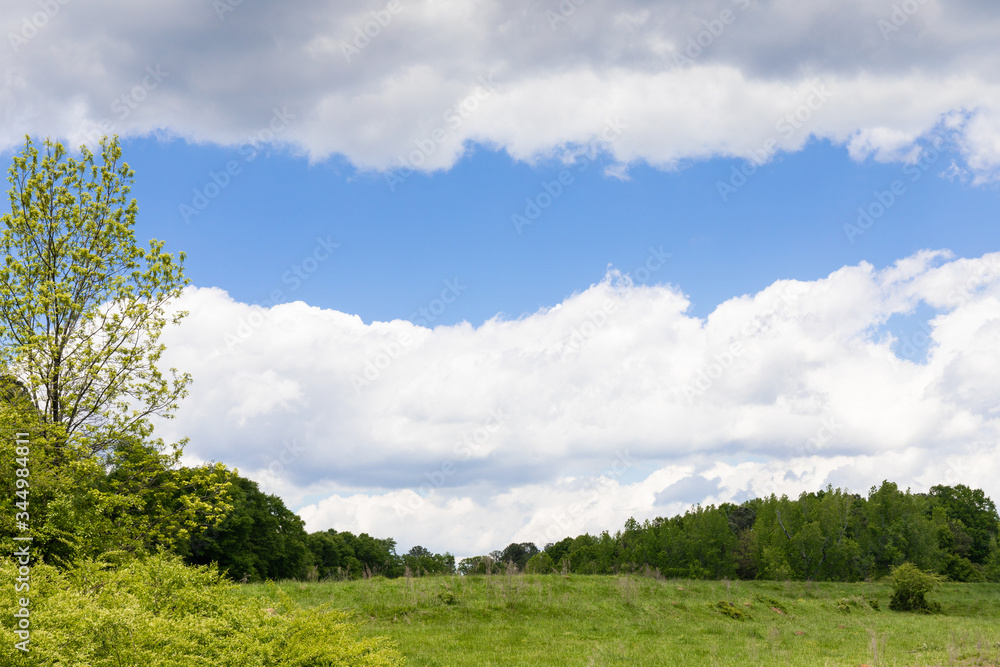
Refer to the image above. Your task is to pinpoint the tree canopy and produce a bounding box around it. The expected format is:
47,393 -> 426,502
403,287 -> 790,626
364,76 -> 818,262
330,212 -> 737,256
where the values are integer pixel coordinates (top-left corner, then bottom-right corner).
0,136 -> 190,455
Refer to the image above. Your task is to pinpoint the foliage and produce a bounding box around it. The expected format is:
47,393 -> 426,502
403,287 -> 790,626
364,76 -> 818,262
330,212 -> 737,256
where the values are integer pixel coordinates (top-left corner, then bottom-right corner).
930,484 -> 1000,564
889,562 -> 945,613
183,474 -> 309,582
451,480 -> 999,585
835,595 -> 879,614
307,529 -> 405,580
402,545 -> 455,576
714,600 -> 748,619
0,136 -> 230,564
0,552 -> 403,665
457,554 -> 498,576
525,551 -> 555,574
490,541 -> 539,571
0,135 -> 189,455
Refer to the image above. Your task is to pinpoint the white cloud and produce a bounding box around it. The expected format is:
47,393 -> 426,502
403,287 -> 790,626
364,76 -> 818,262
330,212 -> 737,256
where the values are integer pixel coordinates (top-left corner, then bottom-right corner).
3,0 -> 1000,180
153,250 -> 1000,554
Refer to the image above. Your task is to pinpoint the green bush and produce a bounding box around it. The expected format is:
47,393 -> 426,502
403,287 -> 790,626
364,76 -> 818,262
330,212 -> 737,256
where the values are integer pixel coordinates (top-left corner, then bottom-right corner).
714,600 -> 748,620
943,554 -> 986,582
888,562 -> 944,613
0,553 -> 404,666
525,551 -> 555,574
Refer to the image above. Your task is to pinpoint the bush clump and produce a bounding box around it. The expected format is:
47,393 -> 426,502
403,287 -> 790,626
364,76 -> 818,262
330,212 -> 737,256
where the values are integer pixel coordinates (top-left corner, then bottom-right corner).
525,551 -> 555,574
888,562 -> 944,613
0,553 -> 404,666
714,600 -> 748,620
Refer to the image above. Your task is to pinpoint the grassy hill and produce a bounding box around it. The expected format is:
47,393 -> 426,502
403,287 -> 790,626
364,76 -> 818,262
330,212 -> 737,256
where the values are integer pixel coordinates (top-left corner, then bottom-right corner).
242,571 -> 1000,666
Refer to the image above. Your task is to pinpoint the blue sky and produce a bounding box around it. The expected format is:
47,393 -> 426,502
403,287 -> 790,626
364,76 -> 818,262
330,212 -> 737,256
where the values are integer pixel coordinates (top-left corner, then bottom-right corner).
3,0 -> 1000,556
122,135 -> 996,327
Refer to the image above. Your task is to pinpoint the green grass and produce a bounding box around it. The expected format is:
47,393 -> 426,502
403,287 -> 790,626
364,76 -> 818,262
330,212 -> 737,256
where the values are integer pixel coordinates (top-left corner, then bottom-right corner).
240,572 -> 1000,666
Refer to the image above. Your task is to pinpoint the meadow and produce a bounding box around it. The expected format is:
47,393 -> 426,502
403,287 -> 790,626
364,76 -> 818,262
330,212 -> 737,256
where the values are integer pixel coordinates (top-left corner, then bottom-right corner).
242,572 -> 1000,666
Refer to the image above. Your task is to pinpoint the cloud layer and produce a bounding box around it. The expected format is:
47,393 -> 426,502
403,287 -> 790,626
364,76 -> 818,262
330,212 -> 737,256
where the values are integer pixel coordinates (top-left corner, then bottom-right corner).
3,0 -> 1000,180
153,249 -> 1000,555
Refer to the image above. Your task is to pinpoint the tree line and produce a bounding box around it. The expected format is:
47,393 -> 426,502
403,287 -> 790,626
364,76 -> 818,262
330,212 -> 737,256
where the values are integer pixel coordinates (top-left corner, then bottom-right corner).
172,476 -> 1000,584
461,482 -> 1000,583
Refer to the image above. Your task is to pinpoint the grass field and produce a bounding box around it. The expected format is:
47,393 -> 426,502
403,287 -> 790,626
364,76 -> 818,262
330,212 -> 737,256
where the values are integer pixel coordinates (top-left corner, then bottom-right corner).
241,572 -> 1000,666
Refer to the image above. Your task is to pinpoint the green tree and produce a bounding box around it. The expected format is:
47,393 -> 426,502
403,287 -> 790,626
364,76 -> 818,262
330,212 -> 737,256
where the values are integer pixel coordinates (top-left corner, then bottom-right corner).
306,529 -> 403,579
402,545 -> 455,576
0,136 -> 189,454
491,542 -> 539,571
856,482 -> 940,579
756,488 -> 856,580
183,474 -> 309,582
525,551 -> 554,573
0,136 -> 229,561
930,484 -> 999,565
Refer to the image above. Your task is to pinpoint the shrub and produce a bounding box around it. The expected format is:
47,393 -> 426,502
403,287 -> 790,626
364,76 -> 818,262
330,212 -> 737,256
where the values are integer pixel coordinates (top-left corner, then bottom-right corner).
0,553 -> 404,666
525,551 -> 555,574
834,596 -> 880,614
888,562 -> 944,613
714,600 -> 748,619
942,554 -> 986,582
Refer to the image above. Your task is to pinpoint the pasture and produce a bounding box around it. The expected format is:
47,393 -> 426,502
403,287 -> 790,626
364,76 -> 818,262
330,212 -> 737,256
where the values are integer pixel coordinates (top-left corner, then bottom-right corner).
242,573 -> 1000,666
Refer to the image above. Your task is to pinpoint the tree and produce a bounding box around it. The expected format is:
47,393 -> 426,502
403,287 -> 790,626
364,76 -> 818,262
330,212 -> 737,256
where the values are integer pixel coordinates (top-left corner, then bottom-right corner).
0,135 -> 189,456
758,488 -> 856,581
402,545 -> 455,576
183,475 -> 309,582
491,542 -> 539,572
930,484 -> 1000,565
0,136 -> 229,561
525,551 -> 554,573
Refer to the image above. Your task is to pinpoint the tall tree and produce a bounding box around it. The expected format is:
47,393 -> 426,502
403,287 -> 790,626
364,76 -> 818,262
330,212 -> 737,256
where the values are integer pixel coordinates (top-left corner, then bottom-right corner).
0,135 -> 189,455
0,136 -> 229,561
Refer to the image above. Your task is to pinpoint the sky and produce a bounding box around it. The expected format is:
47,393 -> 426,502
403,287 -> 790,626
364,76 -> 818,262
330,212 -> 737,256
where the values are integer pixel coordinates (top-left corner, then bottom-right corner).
2,0 -> 1000,558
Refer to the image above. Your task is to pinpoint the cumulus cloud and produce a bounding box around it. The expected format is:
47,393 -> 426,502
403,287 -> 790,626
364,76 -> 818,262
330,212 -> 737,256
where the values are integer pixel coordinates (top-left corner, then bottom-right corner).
3,0 -> 1000,180
152,249 -> 1000,554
